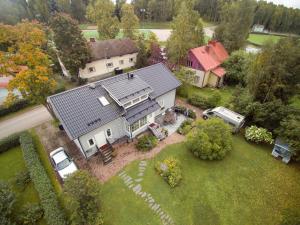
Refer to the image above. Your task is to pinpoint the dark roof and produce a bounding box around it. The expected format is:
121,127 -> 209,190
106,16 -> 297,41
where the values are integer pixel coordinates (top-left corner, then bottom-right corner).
125,99 -> 160,124
102,75 -> 152,104
89,38 -> 138,61
48,63 -> 181,140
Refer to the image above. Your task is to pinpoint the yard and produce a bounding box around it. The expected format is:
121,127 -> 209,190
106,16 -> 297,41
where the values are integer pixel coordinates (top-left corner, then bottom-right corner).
247,34 -> 283,46
0,147 -> 47,225
82,29 -> 152,40
101,135 -> 300,225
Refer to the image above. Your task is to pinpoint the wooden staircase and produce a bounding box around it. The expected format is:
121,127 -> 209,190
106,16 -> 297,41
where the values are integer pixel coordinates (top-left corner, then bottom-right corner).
99,144 -> 113,164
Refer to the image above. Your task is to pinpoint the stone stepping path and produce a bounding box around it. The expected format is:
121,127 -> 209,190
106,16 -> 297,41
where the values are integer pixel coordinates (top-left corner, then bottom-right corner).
118,160 -> 175,225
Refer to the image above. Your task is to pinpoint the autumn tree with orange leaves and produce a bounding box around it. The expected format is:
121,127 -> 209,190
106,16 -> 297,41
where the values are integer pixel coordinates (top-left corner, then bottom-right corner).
0,21 -> 56,110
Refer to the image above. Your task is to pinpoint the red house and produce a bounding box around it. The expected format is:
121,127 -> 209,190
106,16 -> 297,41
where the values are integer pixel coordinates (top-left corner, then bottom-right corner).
186,40 -> 229,88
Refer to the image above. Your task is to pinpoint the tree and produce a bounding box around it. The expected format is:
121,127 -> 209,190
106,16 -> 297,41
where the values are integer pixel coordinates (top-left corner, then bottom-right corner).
0,21 -> 57,109
64,170 -> 103,225
223,50 -> 252,86
135,34 -> 148,68
121,4 -> 139,39
27,0 -> 50,23
214,0 -> 256,53
70,0 -> 86,22
57,0 -> 71,13
115,0 -> 126,21
247,38 -> 300,103
86,0 -> 120,39
148,42 -> 164,65
166,1 -> 205,63
50,13 -> 90,79
0,181 -> 16,225
276,115 -> 300,161
186,118 -> 233,160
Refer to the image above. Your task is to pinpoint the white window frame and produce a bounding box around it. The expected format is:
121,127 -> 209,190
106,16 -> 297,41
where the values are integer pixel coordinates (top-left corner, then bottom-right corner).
140,94 -> 148,100
119,60 -> 124,65
129,58 -> 134,63
132,97 -> 140,104
87,138 -> 95,147
124,101 -> 132,108
98,96 -> 110,106
106,62 -> 113,68
106,128 -> 112,138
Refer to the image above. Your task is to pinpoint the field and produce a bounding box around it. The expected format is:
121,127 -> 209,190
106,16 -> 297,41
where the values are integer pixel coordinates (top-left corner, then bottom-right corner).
82,29 -> 152,40
247,34 -> 283,46
101,136 -> 300,225
0,147 -> 46,224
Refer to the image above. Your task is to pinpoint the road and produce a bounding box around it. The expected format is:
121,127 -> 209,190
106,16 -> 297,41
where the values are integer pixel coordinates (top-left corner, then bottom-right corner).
0,105 -> 53,139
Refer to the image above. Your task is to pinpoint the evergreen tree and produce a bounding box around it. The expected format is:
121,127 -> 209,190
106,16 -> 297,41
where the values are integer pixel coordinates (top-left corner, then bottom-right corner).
214,0 -> 255,53
57,0 -> 71,13
86,0 -> 120,39
50,13 -> 90,79
27,0 -> 50,23
166,1 -> 205,63
121,4 -> 139,40
135,34 -> 148,68
70,0 -> 86,22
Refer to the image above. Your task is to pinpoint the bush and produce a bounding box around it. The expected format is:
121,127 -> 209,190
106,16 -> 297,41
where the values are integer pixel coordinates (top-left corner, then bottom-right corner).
188,92 -> 221,110
20,132 -> 67,225
174,106 -> 196,119
155,157 -> 182,188
0,133 -> 21,153
17,203 -> 44,225
136,134 -> 158,152
186,118 -> 233,160
177,119 -> 193,135
0,99 -> 30,117
245,126 -> 274,144
0,181 -> 16,225
14,170 -> 31,191
52,85 -> 66,94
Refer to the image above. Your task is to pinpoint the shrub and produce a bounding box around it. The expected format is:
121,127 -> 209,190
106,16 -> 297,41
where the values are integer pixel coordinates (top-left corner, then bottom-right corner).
177,119 -> 193,135
187,109 -> 196,119
174,106 -> 196,119
0,181 -> 16,225
20,132 -> 67,225
53,85 -> 66,94
17,203 -> 44,225
155,157 -> 182,188
186,118 -> 233,160
0,133 -> 21,153
136,134 -> 158,152
0,99 -> 30,117
14,170 -> 31,191
245,126 -> 274,144
188,92 -> 221,109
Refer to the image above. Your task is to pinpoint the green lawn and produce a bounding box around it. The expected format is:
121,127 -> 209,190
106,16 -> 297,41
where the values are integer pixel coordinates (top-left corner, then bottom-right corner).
102,136 -> 300,225
184,85 -> 235,106
140,21 -> 172,29
247,34 -> 283,46
0,147 -> 46,224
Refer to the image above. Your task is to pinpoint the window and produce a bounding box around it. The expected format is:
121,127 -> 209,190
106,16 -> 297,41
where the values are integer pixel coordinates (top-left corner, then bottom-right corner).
88,138 -> 95,147
124,101 -> 132,108
129,58 -> 134,63
106,128 -> 112,137
132,98 -> 140,104
130,121 -> 140,132
194,76 -> 200,84
106,62 -> 113,68
119,60 -> 124,65
140,116 -> 147,127
141,94 -> 147,100
88,67 -> 96,73
187,60 -> 193,67
98,96 -> 110,106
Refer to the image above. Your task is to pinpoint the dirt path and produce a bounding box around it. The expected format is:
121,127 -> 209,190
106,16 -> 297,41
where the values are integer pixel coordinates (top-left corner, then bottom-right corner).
91,133 -> 186,183
175,98 -> 203,119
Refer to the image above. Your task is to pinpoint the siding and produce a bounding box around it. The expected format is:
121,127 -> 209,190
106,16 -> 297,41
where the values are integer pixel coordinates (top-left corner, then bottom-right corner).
79,53 -> 138,80
207,73 -> 219,87
154,89 -> 176,116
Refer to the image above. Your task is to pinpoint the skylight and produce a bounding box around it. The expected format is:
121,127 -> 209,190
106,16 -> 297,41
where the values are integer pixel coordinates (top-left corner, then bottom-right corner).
98,96 -> 109,106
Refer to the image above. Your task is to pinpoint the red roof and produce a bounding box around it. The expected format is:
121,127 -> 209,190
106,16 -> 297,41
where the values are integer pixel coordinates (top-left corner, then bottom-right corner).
212,66 -> 226,77
190,40 -> 229,75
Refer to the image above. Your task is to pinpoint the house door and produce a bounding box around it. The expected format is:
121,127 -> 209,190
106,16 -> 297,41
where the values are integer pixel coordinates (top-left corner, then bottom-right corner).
94,131 -> 107,148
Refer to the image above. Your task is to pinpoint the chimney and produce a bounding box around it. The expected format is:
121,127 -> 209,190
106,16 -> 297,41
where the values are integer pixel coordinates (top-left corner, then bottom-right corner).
90,38 -> 96,42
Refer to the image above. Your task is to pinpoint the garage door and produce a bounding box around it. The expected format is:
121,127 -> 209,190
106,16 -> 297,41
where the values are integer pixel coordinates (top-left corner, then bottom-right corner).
94,131 -> 107,148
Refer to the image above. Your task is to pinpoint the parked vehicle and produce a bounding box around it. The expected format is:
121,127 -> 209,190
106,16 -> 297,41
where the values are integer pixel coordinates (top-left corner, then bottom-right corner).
49,147 -> 78,180
202,106 -> 245,132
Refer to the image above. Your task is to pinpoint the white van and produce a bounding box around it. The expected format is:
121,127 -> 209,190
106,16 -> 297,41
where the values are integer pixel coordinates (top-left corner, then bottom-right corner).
202,107 -> 245,132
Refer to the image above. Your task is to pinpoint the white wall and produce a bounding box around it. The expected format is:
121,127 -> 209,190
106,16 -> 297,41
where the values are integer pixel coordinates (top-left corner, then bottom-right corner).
79,53 -> 138,80
154,89 -> 176,117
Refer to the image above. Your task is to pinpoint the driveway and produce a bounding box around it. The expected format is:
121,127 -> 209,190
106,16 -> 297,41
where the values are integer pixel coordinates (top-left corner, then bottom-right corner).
0,105 -> 52,139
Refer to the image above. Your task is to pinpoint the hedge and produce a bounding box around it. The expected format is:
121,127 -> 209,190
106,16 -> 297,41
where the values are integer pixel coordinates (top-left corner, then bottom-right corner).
0,132 -> 21,153
20,132 -> 67,225
0,99 -> 30,117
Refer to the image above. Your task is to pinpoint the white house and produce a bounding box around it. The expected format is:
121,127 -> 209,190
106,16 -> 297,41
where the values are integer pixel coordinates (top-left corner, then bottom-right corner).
79,38 -> 139,81
48,63 -> 181,163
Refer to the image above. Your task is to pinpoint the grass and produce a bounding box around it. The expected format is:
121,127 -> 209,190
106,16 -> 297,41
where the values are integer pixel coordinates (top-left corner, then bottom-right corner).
247,34 -> 283,46
182,85 -> 235,106
30,130 -> 62,194
102,135 -> 300,225
0,147 -> 46,224
140,21 -> 172,29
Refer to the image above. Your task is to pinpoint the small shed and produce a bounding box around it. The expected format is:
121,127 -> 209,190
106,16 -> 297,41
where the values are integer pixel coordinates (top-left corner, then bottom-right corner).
271,138 -> 292,164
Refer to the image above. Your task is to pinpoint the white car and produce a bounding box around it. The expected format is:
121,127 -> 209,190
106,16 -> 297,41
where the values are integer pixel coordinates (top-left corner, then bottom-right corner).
49,147 -> 78,180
